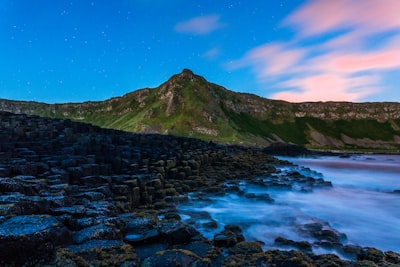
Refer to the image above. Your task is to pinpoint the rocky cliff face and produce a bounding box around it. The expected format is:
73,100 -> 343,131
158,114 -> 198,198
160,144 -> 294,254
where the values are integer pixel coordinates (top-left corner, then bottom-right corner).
1,69 -> 400,150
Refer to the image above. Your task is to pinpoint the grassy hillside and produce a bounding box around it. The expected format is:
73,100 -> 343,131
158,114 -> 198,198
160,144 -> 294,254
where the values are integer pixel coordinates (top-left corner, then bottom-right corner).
1,69 -> 400,150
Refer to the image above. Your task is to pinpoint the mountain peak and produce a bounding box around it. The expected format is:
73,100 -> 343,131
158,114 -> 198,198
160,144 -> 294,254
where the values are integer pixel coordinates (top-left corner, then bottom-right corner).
181,68 -> 194,76
171,69 -> 205,83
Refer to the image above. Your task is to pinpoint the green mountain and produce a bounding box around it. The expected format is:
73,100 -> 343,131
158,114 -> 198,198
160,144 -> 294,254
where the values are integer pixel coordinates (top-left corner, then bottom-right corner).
1,69 -> 400,151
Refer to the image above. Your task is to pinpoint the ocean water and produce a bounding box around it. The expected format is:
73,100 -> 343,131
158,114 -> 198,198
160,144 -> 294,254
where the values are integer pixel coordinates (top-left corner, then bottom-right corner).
178,154 -> 400,256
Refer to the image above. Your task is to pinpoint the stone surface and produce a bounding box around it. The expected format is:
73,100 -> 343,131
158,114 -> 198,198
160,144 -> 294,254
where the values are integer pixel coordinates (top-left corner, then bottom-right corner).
0,111 -> 397,266
0,215 -> 72,265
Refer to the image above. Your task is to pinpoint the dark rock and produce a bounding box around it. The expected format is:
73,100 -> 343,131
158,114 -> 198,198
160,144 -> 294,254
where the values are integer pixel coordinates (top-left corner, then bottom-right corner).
213,226 -> 244,248
274,236 -> 312,253
245,192 -> 256,199
173,241 -> 213,258
224,224 -> 243,234
357,247 -> 384,263
135,243 -> 168,262
127,217 -> 157,231
159,221 -> 200,245
125,229 -> 161,245
57,240 -> 138,266
0,215 -> 72,265
202,220 -> 218,229
162,212 -> 181,221
310,253 -> 347,267
73,223 -> 119,244
229,241 -> 263,255
384,251 -> 400,264
141,249 -> 200,267
342,244 -> 362,259
124,217 -> 161,245
0,193 -> 50,216
0,111 -> 397,267
51,205 -> 86,217
264,142 -> 311,156
299,220 -> 347,246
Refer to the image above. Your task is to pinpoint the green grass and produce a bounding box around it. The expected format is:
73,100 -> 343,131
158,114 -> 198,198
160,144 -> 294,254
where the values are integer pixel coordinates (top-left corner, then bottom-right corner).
2,72 -> 400,151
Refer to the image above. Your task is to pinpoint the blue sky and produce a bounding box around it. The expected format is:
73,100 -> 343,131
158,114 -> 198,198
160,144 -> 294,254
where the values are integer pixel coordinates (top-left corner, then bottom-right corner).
1,0 -> 400,103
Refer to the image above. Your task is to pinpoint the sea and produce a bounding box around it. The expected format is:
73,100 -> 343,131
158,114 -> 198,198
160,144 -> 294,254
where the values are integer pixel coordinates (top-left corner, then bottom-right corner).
178,154 -> 400,257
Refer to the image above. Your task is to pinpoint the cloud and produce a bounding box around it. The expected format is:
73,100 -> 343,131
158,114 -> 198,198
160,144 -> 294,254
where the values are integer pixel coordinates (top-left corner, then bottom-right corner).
284,0 -> 400,38
174,14 -> 225,35
229,0 -> 400,102
202,47 -> 220,60
272,74 -> 380,102
227,43 -> 306,76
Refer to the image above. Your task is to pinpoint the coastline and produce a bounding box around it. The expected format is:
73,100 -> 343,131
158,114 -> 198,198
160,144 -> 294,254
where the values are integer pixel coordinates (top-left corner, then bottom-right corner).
0,112 -> 399,266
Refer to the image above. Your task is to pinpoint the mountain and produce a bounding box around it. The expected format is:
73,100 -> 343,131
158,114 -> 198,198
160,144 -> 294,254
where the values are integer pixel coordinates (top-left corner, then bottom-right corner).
1,69 -> 400,150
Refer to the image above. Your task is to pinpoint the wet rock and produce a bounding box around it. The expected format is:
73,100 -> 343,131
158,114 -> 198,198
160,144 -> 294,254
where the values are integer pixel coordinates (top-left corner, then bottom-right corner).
274,236 -> 312,253
0,193 -> 50,216
384,251 -> 400,264
127,217 -> 158,231
229,241 -> 263,255
310,253 -> 347,267
51,205 -> 86,217
72,223 -> 120,244
135,243 -> 168,262
357,247 -> 384,263
0,215 -> 72,265
125,229 -> 161,245
255,193 -> 274,203
0,177 -> 24,193
202,220 -> 218,229
342,244 -> 362,259
141,249 -> 201,267
173,241 -> 213,258
162,212 -> 181,221
124,217 -> 161,245
1,111 -> 398,267
57,240 -> 138,266
213,225 -> 244,248
159,221 -> 200,245
213,231 -> 238,248
299,220 -> 347,247
244,192 -> 256,199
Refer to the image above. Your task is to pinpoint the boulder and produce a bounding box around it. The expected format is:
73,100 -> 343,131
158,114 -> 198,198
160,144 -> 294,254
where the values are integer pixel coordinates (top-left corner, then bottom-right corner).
274,236 -> 312,253
141,249 -> 200,267
58,240 -> 138,266
357,247 -> 384,263
0,215 -> 71,265
229,241 -> 263,255
72,223 -> 120,244
159,221 -> 200,245
124,217 -> 161,245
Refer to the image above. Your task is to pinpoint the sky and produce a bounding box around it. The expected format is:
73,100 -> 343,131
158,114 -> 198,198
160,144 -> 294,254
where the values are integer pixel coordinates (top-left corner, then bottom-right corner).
1,0 -> 400,103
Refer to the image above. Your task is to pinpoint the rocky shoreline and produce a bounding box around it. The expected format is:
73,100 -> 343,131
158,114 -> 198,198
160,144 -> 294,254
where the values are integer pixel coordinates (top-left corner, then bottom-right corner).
0,111 -> 399,267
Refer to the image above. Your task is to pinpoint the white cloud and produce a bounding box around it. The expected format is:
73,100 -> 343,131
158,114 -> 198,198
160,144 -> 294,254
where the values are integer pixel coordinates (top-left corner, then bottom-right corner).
202,47 -> 220,60
174,14 -> 225,35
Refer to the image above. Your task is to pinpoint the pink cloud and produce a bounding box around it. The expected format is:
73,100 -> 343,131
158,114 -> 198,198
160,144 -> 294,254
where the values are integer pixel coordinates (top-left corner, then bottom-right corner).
285,0 -> 400,37
272,74 -> 380,102
333,50 -> 400,73
308,37 -> 400,73
174,15 -> 225,35
228,0 -> 400,102
228,43 -> 306,76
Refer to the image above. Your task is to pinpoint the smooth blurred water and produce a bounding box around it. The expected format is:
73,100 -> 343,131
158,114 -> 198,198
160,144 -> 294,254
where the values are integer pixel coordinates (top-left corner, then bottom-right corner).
178,154 -> 400,255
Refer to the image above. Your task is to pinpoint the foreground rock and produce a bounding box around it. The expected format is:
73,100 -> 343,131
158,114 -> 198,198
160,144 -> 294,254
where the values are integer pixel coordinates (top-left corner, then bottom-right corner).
0,111 -> 399,266
0,215 -> 72,265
